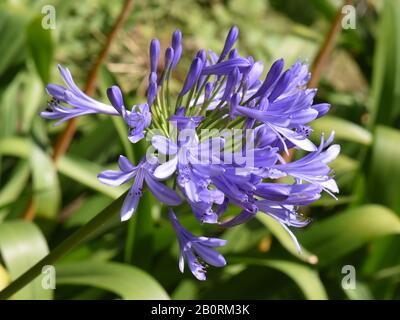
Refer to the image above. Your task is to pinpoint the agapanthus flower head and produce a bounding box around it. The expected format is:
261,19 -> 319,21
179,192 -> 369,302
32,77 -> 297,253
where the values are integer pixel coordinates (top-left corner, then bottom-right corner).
42,26 -> 339,281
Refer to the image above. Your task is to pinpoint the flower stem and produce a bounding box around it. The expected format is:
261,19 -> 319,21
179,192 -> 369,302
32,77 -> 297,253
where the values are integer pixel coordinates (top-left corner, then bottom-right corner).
0,195 -> 124,300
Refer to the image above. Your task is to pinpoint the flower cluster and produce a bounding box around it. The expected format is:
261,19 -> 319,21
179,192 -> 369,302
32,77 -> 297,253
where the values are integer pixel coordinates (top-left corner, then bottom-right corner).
42,26 -> 339,280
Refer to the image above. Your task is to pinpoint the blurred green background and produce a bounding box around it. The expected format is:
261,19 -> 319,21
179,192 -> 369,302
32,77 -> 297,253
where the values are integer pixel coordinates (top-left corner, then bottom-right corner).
1,0 -> 400,300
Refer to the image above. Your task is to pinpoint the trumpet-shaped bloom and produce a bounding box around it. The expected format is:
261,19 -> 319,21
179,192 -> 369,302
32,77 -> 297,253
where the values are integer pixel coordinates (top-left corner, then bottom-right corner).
98,156 -> 181,221
42,65 -> 118,125
169,210 -> 227,280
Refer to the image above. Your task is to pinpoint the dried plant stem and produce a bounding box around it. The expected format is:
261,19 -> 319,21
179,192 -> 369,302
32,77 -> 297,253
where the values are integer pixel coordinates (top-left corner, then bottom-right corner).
285,0 -> 352,163
22,0 -> 134,221
309,0 -> 353,87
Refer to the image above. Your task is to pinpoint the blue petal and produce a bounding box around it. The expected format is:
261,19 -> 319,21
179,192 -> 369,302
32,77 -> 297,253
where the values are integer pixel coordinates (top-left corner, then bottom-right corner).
220,210 -> 256,227
118,155 -> 136,172
107,86 -> 126,115
97,169 -> 136,187
144,172 -> 182,205
153,156 -> 178,179
152,135 -> 178,155
201,58 -> 251,75
120,170 -> 145,221
218,25 -> 239,62
192,242 -> 227,267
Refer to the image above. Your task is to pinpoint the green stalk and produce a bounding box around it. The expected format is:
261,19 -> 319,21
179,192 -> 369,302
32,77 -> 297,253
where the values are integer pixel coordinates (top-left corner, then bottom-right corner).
227,116 -> 245,128
124,213 -> 137,263
0,195 -> 124,300
166,75 -> 172,114
203,114 -> 229,131
157,94 -> 169,122
185,87 -> 196,115
175,96 -> 183,113
197,76 -> 226,116
192,74 -> 211,107
111,117 -> 135,162
199,101 -> 226,128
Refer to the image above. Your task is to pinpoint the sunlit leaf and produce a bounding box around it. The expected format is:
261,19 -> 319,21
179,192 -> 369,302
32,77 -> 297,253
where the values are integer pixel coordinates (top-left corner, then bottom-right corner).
57,155 -> 127,199
0,5 -> 29,78
0,160 -> 30,209
0,221 -> 52,299
344,281 -> 373,300
368,126 -> 400,211
257,214 -> 318,264
311,116 -> 372,145
299,205 -> 400,266
56,261 -> 169,300
231,257 -> 327,300
369,0 -> 400,127
31,145 -> 61,219
26,16 -> 54,84
0,264 -> 10,292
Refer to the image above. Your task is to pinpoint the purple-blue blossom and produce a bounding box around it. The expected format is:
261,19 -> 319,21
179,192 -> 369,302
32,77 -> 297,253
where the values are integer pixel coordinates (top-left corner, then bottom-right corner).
169,210 -> 227,281
41,26 -> 339,281
107,85 -> 152,143
98,155 -> 181,221
41,65 -> 118,125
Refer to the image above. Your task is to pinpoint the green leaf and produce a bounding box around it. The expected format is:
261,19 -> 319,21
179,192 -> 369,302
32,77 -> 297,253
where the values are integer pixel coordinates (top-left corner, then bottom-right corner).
64,195 -> 113,227
0,264 -> 9,291
257,214 -> 318,264
298,205 -> 400,266
69,117 -> 118,161
0,137 -> 31,158
231,257 -> 327,300
362,128 -> 400,283
344,281 -> 373,300
0,75 -> 21,138
0,5 -> 29,78
330,154 -> 359,174
111,116 -> 135,163
0,137 -> 60,218
56,261 -> 169,300
26,16 -> 54,84
368,126 -> 400,211
308,0 -> 336,19
125,191 -> 161,267
369,0 -> 400,127
57,155 -> 127,199
219,222 -> 268,255
311,116 -> 372,145
171,279 -> 198,300
31,145 -> 61,219
0,160 -> 30,209
20,71 -> 44,133
0,221 -> 52,299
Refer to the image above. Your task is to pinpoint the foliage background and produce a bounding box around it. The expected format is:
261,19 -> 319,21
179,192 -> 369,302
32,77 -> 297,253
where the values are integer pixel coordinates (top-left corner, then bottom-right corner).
0,0 -> 400,300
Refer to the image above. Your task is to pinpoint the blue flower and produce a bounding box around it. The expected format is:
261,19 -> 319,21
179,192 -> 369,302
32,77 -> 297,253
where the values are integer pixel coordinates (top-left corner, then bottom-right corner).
107,86 -> 152,143
266,133 -> 340,196
42,26 -> 340,281
42,65 -> 118,125
169,210 -> 227,281
152,129 -> 225,223
98,155 -> 181,221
